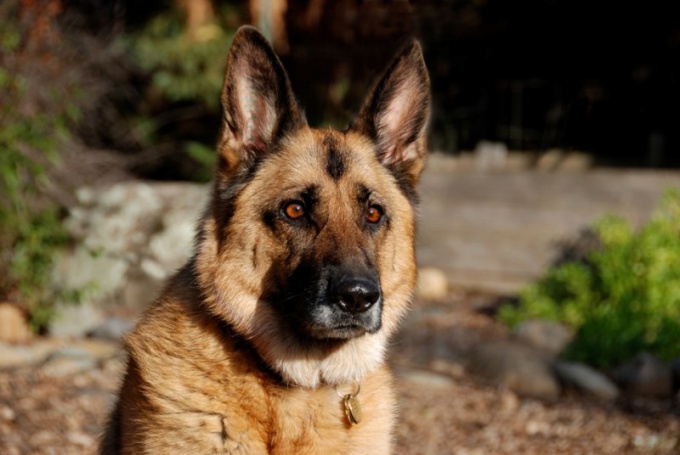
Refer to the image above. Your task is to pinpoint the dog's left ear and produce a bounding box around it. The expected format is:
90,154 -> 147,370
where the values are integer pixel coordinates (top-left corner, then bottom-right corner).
351,40 -> 431,185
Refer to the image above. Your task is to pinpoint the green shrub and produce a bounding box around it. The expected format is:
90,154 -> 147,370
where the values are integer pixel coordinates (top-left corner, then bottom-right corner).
121,8 -> 239,180
125,12 -> 234,109
499,190 -> 680,368
0,2 -> 81,330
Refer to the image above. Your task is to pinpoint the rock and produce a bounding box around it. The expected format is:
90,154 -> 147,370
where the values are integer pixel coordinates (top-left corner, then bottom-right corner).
148,210 -> 197,271
76,183 -> 165,255
70,339 -> 120,360
52,246 -> 129,299
468,340 -> 560,400
535,149 -> 592,171
416,267 -> 448,300
525,419 -> 551,436
498,388 -> 520,414
558,152 -> 593,171
88,317 -> 133,341
41,352 -> 98,378
429,359 -> 466,379
397,369 -> 456,388
513,320 -> 574,357
41,340 -> 118,377
52,182 -> 208,319
536,149 -> 564,171
553,361 -> 619,400
0,405 -> 16,422
140,257 -> 169,281
611,352 -> 673,398
474,140 -> 508,171
0,334 -> 120,372
48,301 -> 106,338
0,302 -> 32,343
67,431 -> 96,447
0,339 -> 64,369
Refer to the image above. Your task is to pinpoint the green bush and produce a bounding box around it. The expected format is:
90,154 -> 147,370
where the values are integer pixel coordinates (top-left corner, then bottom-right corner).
499,190 -> 680,368
0,2 -> 81,330
121,8 -> 239,180
125,12 -> 234,109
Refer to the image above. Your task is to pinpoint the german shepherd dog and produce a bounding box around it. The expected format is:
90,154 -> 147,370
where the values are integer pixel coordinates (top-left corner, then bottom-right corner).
102,25 -> 430,454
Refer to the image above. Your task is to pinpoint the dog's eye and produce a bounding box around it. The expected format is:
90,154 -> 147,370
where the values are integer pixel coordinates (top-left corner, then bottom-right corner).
283,201 -> 305,220
365,205 -> 383,224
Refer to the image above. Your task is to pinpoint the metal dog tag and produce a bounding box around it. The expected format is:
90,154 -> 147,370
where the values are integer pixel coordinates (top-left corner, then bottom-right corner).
344,394 -> 362,425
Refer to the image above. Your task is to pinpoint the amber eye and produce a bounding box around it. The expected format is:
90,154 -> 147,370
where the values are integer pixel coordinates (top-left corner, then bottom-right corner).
365,205 -> 383,224
284,201 -> 305,220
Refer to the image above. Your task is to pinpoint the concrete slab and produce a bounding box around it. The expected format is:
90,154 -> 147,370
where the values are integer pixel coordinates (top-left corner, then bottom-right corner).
416,158 -> 680,294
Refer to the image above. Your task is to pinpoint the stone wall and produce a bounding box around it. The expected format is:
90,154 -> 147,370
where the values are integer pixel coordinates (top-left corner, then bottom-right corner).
50,182 -> 208,336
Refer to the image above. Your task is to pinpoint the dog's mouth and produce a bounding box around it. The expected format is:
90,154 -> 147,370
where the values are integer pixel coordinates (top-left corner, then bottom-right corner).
305,322 -> 371,340
297,297 -> 383,341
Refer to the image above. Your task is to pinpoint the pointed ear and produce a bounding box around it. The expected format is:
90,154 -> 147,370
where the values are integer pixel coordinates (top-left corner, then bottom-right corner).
351,40 -> 430,185
218,26 -> 305,172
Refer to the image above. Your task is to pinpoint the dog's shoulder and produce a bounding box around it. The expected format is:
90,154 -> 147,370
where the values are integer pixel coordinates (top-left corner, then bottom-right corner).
125,262 -> 251,373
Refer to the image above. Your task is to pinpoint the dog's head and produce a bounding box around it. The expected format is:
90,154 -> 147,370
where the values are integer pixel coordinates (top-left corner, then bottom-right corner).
196,26 -> 430,388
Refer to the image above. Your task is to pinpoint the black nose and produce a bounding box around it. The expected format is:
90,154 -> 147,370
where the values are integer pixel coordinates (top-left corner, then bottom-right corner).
330,277 -> 381,314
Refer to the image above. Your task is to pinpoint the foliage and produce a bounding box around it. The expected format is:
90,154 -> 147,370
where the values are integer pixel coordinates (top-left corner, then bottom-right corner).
0,1 -> 81,330
499,191 -> 680,368
126,11 -> 234,109
121,7 -> 239,180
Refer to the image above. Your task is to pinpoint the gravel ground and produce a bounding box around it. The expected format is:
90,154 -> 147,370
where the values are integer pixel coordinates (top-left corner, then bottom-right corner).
1,292 -> 678,454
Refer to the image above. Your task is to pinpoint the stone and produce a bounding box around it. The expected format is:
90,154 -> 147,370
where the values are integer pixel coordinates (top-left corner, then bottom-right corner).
498,388 -> 520,414
70,184 -> 163,256
140,257 -> 169,281
611,352 -> 673,398
536,149 -> 564,171
0,405 -> 16,422
48,301 -> 106,338
67,431 -> 96,447
148,216 -> 195,271
0,302 -> 32,343
0,339 -> 64,369
416,267 -> 448,300
41,340 -> 118,377
468,340 -> 560,400
88,317 -> 133,341
474,140 -> 508,171
396,369 -> 456,388
429,359 -> 466,379
41,353 -> 98,378
52,246 -> 129,296
69,339 -> 120,360
52,182 -> 208,318
513,320 -> 574,357
553,361 -> 619,400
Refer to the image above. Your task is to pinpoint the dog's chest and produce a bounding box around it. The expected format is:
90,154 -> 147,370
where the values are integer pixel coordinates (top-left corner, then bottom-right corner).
125,297 -> 395,454
161,381 -> 392,455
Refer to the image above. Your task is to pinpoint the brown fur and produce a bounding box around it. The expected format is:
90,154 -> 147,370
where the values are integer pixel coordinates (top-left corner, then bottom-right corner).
102,25 -> 430,455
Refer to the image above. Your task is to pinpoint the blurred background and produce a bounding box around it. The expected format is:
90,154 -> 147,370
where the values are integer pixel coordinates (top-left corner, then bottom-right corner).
1,1 -> 680,453
4,0 -> 680,185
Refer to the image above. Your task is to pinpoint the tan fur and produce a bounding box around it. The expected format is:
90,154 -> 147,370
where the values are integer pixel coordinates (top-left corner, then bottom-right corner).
102,26 -> 430,455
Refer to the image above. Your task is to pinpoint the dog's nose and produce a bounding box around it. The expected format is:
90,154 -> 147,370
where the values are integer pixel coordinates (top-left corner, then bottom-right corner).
331,277 -> 381,314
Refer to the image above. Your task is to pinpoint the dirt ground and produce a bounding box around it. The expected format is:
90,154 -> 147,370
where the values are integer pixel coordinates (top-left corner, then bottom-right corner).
1,292 -> 678,454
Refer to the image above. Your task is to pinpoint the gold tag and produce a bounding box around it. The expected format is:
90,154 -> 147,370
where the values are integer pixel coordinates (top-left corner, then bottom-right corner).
344,394 -> 362,425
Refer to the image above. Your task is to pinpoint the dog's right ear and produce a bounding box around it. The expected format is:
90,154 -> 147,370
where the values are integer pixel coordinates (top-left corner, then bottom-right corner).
218,26 -> 305,172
